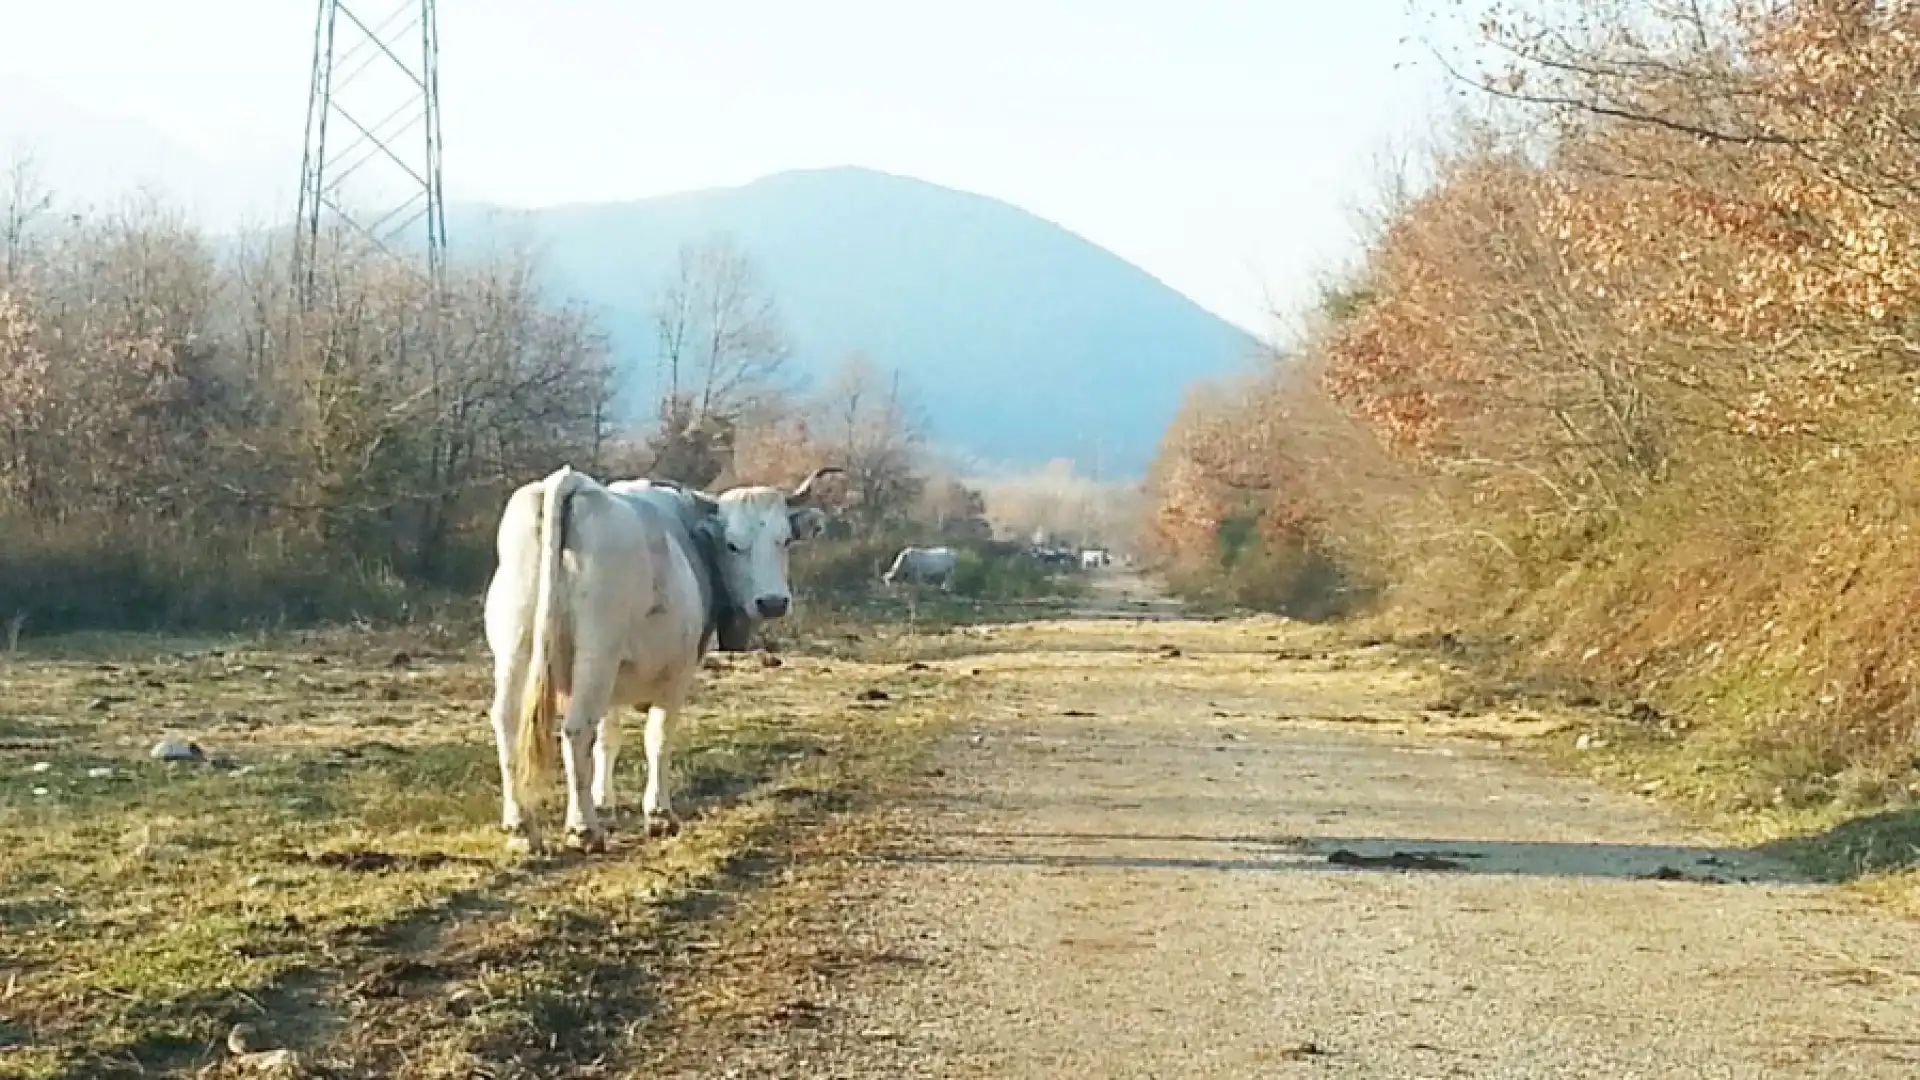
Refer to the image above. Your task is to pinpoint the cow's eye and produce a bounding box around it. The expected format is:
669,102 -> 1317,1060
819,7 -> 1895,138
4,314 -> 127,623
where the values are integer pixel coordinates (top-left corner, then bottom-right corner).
727,541 -> 747,554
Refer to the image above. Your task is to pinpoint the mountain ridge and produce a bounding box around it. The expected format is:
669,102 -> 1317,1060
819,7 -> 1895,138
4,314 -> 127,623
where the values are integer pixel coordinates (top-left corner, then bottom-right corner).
449,166 -> 1262,477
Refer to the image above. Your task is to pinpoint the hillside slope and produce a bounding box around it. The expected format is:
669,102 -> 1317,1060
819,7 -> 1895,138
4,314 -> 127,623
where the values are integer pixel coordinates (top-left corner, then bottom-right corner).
451,167 -> 1260,476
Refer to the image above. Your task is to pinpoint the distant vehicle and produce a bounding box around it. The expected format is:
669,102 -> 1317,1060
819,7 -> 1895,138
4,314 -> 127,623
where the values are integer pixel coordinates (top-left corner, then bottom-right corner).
1080,548 -> 1111,569
1025,544 -> 1076,568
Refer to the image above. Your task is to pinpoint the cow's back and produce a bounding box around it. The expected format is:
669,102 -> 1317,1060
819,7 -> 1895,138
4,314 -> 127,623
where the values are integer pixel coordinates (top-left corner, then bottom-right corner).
567,487 -> 707,671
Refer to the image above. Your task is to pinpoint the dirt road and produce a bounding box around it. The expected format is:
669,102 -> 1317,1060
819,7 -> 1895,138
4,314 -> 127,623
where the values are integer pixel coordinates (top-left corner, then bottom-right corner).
647,582 -> 1920,1078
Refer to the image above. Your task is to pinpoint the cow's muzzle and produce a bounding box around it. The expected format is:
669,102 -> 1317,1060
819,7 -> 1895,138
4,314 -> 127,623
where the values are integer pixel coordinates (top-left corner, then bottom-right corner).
755,594 -> 791,619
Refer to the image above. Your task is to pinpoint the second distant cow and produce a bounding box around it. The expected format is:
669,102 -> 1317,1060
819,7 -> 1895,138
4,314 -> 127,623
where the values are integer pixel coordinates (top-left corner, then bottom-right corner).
882,545 -> 959,592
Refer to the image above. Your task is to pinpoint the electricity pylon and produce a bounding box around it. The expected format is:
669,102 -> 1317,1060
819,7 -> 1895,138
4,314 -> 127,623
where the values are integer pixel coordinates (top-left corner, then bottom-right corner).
291,0 -> 446,308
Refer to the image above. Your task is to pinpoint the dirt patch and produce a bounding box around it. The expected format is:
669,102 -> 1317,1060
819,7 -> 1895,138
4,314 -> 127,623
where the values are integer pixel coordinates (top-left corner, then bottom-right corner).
1324,848 -> 1470,872
291,849 -> 482,873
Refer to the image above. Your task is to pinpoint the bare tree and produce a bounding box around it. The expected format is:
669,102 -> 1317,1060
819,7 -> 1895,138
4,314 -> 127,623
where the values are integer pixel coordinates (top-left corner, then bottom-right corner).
653,234 -> 790,424
647,235 -> 792,483
818,352 -> 924,535
2,148 -> 52,283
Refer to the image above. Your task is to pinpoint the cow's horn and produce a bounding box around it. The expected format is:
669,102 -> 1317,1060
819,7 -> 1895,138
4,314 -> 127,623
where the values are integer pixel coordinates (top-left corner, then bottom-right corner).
789,466 -> 844,505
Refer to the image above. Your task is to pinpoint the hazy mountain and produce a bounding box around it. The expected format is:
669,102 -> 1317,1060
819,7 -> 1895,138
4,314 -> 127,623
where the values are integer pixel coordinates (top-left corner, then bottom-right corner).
451,168 -> 1261,477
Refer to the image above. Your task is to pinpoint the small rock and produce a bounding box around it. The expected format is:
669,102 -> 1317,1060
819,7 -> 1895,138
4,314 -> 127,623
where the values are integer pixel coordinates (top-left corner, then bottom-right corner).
1280,1040 -> 1328,1060
240,1048 -> 297,1073
87,697 -> 114,712
30,761 -> 52,773
856,688 -> 889,702
30,786 -> 49,797
150,738 -> 205,762
760,653 -> 784,668
86,766 -> 113,779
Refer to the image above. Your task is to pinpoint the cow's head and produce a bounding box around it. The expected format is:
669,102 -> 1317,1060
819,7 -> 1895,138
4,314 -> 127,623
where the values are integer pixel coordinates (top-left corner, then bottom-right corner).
685,466 -> 840,649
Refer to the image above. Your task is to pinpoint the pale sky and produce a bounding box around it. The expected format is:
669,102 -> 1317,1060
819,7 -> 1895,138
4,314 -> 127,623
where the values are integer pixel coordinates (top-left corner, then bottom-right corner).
0,1 -> 1469,334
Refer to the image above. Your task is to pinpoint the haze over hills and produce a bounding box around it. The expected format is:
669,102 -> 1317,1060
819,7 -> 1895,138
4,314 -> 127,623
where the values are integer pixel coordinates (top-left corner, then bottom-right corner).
450,167 -> 1262,478
0,75 -> 1263,478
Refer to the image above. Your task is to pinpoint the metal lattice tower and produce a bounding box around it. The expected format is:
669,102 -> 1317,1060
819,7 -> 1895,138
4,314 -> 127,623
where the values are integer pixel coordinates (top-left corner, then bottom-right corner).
292,0 -> 446,307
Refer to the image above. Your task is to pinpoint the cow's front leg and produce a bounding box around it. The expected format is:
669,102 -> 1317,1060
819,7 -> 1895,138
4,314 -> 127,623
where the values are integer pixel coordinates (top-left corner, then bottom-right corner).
642,704 -> 681,838
559,659 -> 615,853
592,707 -> 624,825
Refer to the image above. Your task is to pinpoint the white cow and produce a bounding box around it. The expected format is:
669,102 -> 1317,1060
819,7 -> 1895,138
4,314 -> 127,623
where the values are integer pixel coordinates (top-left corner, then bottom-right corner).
882,545 -> 960,590
483,464 -> 840,853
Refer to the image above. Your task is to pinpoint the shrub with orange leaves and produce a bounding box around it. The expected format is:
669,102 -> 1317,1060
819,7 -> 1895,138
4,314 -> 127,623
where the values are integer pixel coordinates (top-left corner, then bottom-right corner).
1146,0 -> 1920,789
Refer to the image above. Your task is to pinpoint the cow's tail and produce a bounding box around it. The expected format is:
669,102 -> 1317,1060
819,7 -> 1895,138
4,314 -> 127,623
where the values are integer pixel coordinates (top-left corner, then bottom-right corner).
511,466 -> 578,810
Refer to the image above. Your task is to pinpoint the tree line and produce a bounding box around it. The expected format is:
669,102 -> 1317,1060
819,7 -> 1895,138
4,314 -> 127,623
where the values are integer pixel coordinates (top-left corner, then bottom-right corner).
0,163 -> 992,633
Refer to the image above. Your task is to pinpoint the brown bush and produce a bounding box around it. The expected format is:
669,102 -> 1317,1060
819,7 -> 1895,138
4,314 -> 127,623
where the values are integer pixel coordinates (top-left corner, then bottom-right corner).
1144,0 -> 1920,791
0,208 -> 610,631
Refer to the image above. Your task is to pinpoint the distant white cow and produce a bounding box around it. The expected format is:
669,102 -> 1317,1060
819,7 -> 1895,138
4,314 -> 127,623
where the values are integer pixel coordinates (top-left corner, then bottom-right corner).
882,545 -> 960,591
1080,548 -> 1110,569
483,465 -> 840,853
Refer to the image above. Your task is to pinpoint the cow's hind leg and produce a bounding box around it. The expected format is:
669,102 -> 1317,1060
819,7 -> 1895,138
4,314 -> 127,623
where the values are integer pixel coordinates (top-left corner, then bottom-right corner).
642,702 -> 683,838
487,647 -> 542,854
591,705 -> 624,825
559,655 -> 617,853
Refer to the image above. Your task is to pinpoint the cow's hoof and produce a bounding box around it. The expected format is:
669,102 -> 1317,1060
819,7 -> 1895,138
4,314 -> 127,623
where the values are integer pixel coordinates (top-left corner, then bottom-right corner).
503,827 -> 544,856
644,814 -> 682,839
564,826 -> 608,854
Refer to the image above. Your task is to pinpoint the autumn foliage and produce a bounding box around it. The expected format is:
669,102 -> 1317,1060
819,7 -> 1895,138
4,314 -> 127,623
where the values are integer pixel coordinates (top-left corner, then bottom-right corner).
0,201 -> 614,630
1147,0 -> 1920,798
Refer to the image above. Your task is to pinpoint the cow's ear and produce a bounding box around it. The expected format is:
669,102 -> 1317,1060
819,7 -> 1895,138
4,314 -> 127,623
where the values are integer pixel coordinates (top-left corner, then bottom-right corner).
788,507 -> 827,542
685,490 -> 722,539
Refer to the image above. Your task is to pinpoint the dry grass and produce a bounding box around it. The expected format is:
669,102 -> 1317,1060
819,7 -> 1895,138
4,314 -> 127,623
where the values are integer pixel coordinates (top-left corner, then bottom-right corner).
0,623 -> 966,1079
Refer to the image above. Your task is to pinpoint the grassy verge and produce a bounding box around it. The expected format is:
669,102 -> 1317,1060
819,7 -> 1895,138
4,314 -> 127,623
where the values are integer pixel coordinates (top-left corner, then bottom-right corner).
0,624 -> 964,1079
